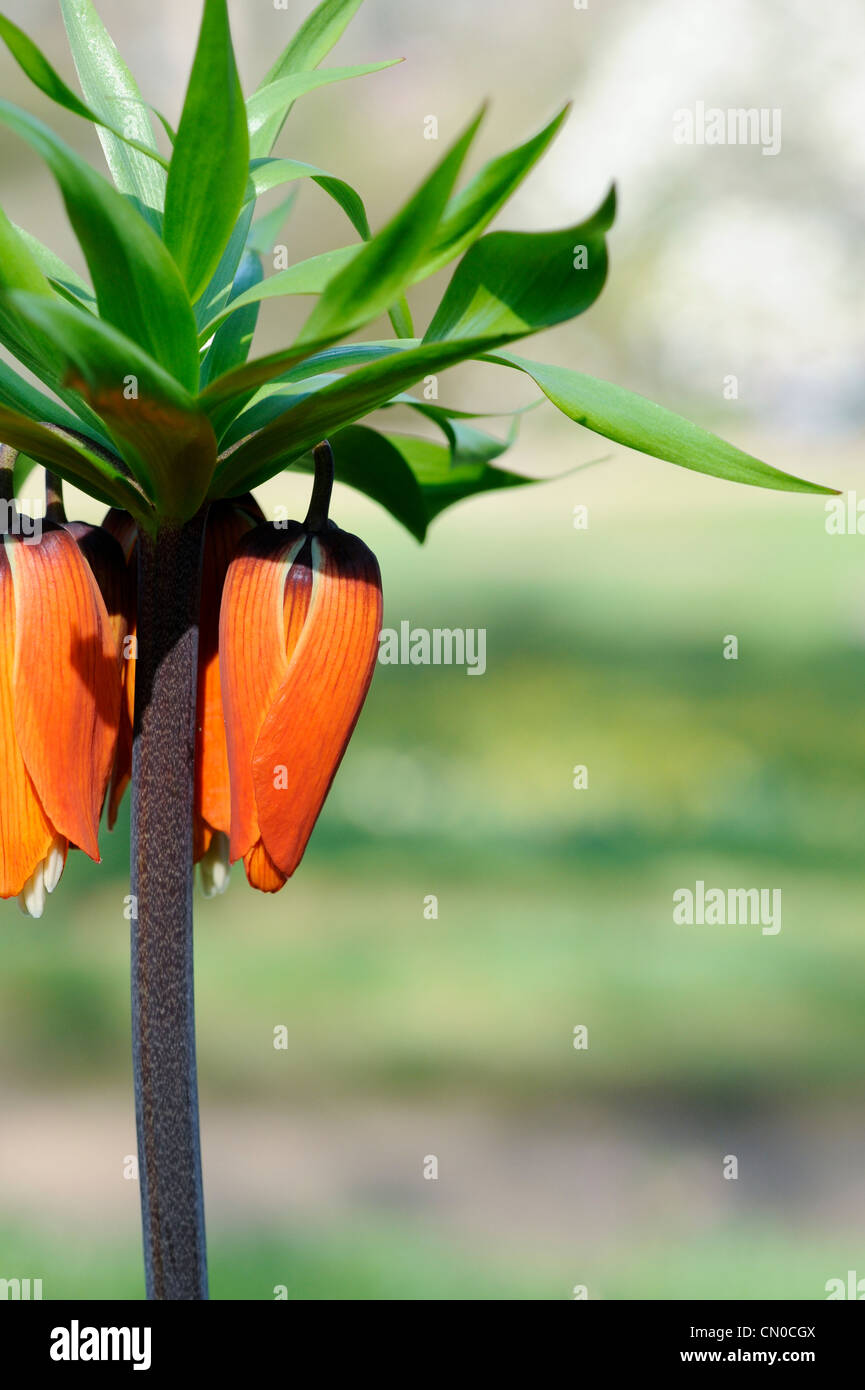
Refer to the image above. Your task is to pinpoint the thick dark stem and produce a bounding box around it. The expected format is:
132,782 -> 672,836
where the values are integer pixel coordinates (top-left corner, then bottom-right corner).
0,443 -> 17,505
131,514 -> 208,1300
44,470 -> 66,524
304,440 -> 335,532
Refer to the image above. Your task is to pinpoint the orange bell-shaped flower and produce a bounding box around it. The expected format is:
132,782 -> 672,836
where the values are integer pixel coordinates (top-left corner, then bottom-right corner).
220,444 -> 382,891
101,499 -> 262,897
193,496 -> 263,896
0,509 -> 122,915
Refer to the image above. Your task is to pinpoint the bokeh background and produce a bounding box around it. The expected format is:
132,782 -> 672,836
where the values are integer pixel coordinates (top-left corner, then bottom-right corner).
1,0 -> 864,1299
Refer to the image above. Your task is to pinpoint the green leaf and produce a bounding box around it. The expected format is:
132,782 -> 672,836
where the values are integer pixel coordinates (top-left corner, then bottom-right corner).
0,204 -> 78,394
0,356 -> 110,450
9,292 -> 217,520
164,0 -> 250,302
251,0 -> 367,155
0,12 -> 168,198
382,430 -> 532,524
199,246 -> 359,340
0,14 -> 96,120
0,405 -> 146,514
397,407 -> 523,469
219,372 -> 344,447
200,251 -> 263,388
425,185 -> 615,342
0,100 -> 200,391
150,106 -> 176,145
201,338 -> 413,421
195,205 -> 255,335
272,339 -> 415,380
246,158 -> 369,238
0,203 -> 53,301
389,294 -> 414,339
210,334 -> 509,493
269,423 -> 533,542
298,109 -> 485,346
247,61 -> 400,143
59,0 -> 167,227
420,105 -> 570,279
204,188 -> 613,444
13,223 -> 95,310
486,351 -> 838,495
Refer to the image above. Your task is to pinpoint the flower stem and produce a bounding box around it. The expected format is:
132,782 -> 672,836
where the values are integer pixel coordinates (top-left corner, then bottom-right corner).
44,471 -> 66,524
130,514 -> 208,1300
304,440 -> 335,532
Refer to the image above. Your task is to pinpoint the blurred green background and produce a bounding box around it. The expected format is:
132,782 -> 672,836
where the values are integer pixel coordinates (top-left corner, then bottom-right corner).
1,0 -> 864,1299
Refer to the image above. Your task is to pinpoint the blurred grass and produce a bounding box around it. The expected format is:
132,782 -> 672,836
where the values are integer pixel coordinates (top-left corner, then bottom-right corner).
0,1223 -> 853,1300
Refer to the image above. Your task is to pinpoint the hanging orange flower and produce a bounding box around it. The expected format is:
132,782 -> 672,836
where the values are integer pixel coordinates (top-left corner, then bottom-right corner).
193,496 -> 262,895
103,498 -> 264,896
220,446 -> 382,892
0,520 -> 122,914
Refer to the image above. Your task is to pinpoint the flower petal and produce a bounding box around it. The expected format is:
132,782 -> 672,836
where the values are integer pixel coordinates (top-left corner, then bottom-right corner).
220,522 -> 306,863
252,528 -> 382,878
9,525 -> 121,861
195,500 -> 261,853
0,543 -> 55,897
243,840 -> 286,894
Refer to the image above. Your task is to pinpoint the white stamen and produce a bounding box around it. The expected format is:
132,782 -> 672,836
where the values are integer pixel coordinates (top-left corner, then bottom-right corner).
199,831 -> 231,898
18,860 -> 47,919
43,837 -> 66,894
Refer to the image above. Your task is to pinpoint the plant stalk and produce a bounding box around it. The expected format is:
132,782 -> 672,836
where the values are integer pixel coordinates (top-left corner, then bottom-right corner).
131,514 -> 208,1300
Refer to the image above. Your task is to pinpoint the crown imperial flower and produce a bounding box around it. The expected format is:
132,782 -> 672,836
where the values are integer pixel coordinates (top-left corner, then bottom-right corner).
220,444 -> 382,890
0,506 -> 121,915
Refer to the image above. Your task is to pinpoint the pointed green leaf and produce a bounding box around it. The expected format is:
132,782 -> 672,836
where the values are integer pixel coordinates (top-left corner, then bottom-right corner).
0,12 -> 168,197
210,334 -> 508,493
251,0 -> 367,154
487,351 -> 838,495
0,204 -> 98,422
425,186 -> 614,342
218,372 -> 344,448
195,204 -> 255,335
59,0 -> 166,227
202,191 -> 612,439
247,61 -> 400,142
0,357 -> 110,451
164,0 -> 250,302
246,158 -> 369,238
420,105 -> 570,279
389,294 -> 414,339
13,224 -> 95,310
298,109 -> 484,346
382,430 -> 532,524
200,245 -> 359,340
200,251 -> 264,388
0,100 -> 199,390
150,106 -> 176,145
0,405 -> 146,514
9,292 -> 217,520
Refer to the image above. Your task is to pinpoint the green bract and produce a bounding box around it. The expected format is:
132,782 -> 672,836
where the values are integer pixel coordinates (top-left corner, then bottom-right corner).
0,0 -> 836,535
